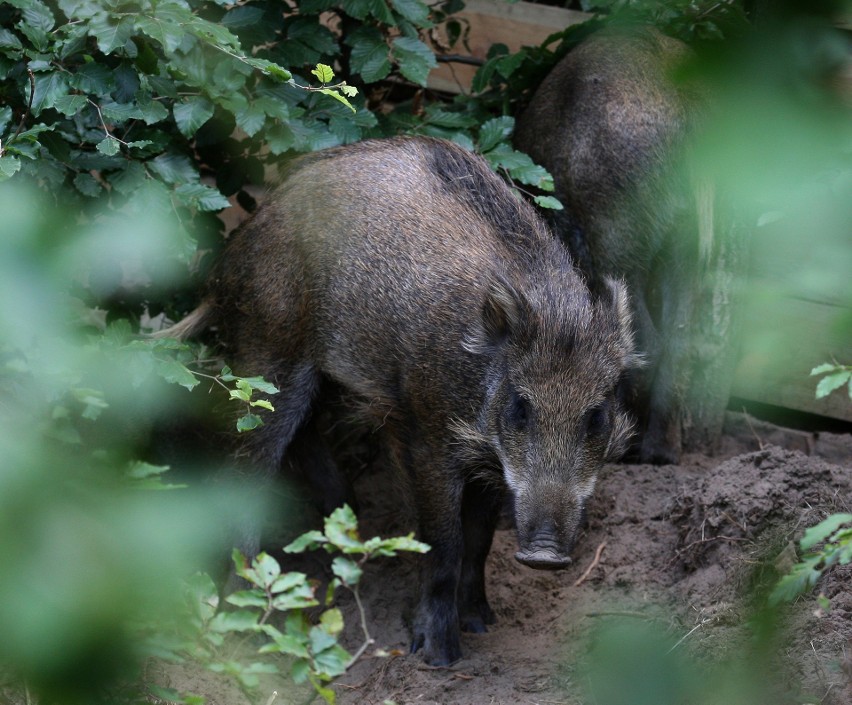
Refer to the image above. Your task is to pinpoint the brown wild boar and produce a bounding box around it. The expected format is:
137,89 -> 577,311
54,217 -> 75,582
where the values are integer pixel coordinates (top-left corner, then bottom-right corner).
515,27 -> 711,464
170,136 -> 637,665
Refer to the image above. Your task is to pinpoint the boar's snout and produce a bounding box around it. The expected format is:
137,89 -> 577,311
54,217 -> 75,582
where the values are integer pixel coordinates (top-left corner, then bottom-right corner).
515,518 -> 574,570
514,548 -> 572,570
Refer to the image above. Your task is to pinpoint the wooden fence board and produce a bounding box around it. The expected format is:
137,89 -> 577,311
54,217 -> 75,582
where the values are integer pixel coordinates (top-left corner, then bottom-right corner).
428,0 -> 590,94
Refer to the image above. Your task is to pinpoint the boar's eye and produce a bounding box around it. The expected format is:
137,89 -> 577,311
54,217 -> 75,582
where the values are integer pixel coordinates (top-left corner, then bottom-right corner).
584,403 -> 610,437
505,388 -> 530,431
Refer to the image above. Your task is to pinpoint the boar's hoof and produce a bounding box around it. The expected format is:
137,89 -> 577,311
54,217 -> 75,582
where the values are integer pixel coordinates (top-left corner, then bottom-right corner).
514,549 -> 572,570
410,631 -> 463,666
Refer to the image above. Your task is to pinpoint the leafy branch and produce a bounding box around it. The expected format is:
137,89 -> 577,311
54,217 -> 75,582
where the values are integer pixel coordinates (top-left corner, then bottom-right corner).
156,506 -> 429,705
811,362 -> 852,402
770,513 -> 852,607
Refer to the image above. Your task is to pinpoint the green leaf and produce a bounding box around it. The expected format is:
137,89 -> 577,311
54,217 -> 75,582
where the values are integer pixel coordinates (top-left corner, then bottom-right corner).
136,93 -> 170,125
424,108 -> 476,129
259,630 -> 310,658
150,153 -> 199,184
174,182 -> 230,212
73,172 -> 101,196
52,94 -> 88,116
113,62 -> 139,103
236,413 -> 263,432
324,505 -> 363,553
511,162 -> 554,190
485,143 -> 534,170
0,28 -> 24,52
0,106 -> 12,133
362,533 -> 430,556
266,123 -> 295,155
391,0 -> 431,25
241,57 -> 292,81
22,1 -> 55,33
770,559 -> 822,604
135,14 -> 185,55
127,461 -> 171,479
810,363 -> 837,376
222,5 -> 265,29
331,556 -> 362,585
348,27 -> 391,83
185,16 -> 240,51
478,116 -> 515,152
320,607 -> 344,635
534,195 -> 564,210
70,62 -> 114,94
108,161 -> 147,195
208,610 -> 259,633
271,584 -> 318,611
309,624 -> 337,655
29,71 -> 69,116
235,103 -> 267,137
173,97 -> 214,139
312,63 -> 335,84
101,100 -> 142,122
283,530 -> 327,553
0,156 -> 22,180
269,571 -> 309,594
250,399 -> 274,411
238,376 -> 279,394
154,357 -> 200,390
96,136 -> 121,156
392,36 -> 436,86
17,20 -> 48,52
312,642 -> 350,679
815,370 -> 851,399
471,55 -> 500,94
89,14 -> 135,54
318,88 -> 356,113
801,513 -> 852,550
225,589 -> 268,608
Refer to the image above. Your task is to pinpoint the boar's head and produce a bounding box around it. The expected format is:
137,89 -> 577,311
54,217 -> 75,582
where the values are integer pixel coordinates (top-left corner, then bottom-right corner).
464,271 -> 637,569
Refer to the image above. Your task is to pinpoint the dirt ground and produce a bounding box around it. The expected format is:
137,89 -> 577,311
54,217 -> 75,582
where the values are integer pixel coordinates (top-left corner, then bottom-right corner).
156,412 -> 851,705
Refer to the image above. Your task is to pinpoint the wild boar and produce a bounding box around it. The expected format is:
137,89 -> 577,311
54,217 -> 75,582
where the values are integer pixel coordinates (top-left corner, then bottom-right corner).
515,27 -> 712,464
170,136 -> 637,664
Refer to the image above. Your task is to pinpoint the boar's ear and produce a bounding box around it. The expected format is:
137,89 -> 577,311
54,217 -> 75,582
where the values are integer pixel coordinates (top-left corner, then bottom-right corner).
605,405 -> 635,461
603,278 -> 643,370
463,278 -> 525,355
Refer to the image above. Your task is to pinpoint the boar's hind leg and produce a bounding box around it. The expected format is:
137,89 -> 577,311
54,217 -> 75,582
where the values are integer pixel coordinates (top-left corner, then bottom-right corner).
283,391 -> 357,517
409,448 -> 466,666
457,478 -> 502,633
640,240 -> 695,465
233,361 -> 322,559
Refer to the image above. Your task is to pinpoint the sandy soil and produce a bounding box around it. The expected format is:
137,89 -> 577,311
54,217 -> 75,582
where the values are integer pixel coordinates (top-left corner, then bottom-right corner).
154,412 -> 851,705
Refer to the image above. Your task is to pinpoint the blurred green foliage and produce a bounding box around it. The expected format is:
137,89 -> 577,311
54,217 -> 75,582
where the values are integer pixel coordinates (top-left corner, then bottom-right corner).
0,181 -> 269,704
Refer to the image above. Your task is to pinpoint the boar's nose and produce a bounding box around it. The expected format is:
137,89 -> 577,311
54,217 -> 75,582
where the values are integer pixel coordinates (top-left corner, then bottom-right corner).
514,548 -> 572,570
515,519 -> 572,570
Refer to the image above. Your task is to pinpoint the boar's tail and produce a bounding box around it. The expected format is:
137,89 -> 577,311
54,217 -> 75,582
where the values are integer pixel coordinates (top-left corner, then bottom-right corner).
149,300 -> 214,341
694,176 -> 715,266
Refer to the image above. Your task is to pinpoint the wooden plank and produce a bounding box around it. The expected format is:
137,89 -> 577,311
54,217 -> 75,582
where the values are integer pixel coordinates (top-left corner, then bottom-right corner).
428,0 -> 591,94
731,296 -> 852,421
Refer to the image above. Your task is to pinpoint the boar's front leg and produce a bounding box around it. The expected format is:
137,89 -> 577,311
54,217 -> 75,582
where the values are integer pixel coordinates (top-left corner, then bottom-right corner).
408,445 -> 466,666
457,477 -> 503,633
